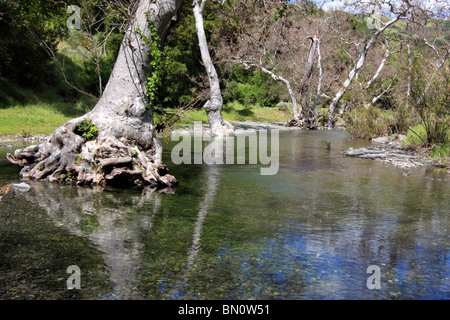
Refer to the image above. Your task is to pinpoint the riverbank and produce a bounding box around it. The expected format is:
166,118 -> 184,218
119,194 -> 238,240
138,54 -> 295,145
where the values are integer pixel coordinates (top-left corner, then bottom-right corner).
1,122 -> 448,172
343,135 -> 449,171
0,120 -> 299,147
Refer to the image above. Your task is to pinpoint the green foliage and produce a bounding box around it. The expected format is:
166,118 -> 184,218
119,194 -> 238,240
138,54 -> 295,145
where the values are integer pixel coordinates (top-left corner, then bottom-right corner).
390,104 -> 412,134
156,2 -> 207,110
402,124 -> 450,159
74,119 -> 98,140
409,54 -> 449,146
60,171 -> 76,183
0,0 -> 67,89
274,3 -> 288,21
222,67 -> 284,107
317,108 -> 329,127
0,0 -> 123,106
344,105 -> 392,140
402,124 -> 428,147
138,20 -> 163,108
429,142 -> 450,159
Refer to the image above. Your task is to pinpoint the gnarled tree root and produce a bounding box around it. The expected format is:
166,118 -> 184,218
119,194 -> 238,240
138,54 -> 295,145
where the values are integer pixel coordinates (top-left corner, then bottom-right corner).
6,118 -> 177,191
285,116 -> 318,129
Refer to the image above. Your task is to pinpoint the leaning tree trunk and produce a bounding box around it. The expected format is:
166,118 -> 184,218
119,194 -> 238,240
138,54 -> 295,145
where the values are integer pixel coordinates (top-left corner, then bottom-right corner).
193,0 -> 233,136
7,0 -> 182,189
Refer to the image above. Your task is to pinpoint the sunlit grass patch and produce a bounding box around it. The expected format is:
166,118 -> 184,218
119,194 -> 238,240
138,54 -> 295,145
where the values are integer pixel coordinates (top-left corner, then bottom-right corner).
0,103 -> 83,135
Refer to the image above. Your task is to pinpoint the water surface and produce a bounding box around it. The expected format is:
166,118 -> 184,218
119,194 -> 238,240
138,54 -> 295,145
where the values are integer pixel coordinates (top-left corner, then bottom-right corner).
0,130 -> 448,299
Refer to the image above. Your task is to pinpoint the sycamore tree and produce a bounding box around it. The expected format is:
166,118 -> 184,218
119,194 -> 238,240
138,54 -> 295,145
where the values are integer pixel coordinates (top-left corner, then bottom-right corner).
7,0 -> 182,189
216,0 -> 334,128
192,0 -> 234,136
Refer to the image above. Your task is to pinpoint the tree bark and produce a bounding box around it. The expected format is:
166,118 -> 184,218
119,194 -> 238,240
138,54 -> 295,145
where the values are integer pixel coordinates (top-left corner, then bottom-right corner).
364,42 -> 391,90
309,38 -> 323,126
7,0 -> 182,190
299,36 -> 318,128
193,0 -> 233,136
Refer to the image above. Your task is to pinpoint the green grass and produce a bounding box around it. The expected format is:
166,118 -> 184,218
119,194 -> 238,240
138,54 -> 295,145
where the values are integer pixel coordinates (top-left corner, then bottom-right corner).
0,102 -> 89,135
430,143 -> 450,159
401,124 -> 428,148
159,102 -> 292,127
402,123 -> 450,163
1,101 -> 292,137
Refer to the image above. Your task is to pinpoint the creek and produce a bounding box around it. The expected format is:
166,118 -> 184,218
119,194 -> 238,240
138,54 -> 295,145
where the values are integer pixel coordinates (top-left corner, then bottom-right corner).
0,129 -> 448,299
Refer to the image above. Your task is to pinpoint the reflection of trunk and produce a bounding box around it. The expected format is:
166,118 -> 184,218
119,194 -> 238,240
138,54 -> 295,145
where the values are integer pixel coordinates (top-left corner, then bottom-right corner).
169,154 -> 221,298
7,0 -> 181,189
185,165 -> 220,271
19,181 -> 163,299
193,0 -> 233,137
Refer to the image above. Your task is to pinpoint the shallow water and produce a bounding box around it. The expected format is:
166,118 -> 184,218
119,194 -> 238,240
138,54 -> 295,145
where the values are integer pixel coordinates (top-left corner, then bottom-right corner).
0,130 -> 448,299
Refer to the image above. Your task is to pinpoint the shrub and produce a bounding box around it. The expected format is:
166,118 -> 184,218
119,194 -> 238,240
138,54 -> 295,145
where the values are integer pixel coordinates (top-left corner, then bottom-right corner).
409,55 -> 449,146
401,124 -> 428,148
276,101 -> 292,111
430,143 -> 450,159
317,108 -> 329,127
74,119 -> 98,140
344,105 -> 391,139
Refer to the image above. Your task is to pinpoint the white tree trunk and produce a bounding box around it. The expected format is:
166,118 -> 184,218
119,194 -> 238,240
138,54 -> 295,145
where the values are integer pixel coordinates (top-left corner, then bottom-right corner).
310,39 -> 323,121
257,65 -> 299,118
364,43 -> 391,90
193,0 -> 233,136
300,36 -> 318,128
406,43 -> 411,107
327,13 -> 404,128
7,0 -> 182,189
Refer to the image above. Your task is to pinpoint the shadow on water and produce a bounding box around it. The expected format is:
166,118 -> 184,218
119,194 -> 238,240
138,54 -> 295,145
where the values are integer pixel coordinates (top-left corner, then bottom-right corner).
0,130 -> 449,299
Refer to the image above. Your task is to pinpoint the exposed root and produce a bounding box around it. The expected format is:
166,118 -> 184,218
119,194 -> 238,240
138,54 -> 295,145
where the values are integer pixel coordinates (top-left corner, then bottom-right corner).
285,116 -> 317,129
6,117 -> 177,190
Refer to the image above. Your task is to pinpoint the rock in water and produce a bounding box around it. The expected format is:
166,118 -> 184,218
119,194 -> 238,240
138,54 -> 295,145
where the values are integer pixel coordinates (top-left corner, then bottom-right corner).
12,183 -> 31,192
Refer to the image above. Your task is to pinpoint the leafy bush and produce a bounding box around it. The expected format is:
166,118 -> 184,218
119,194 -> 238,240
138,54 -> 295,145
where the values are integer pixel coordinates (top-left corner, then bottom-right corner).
344,105 -> 391,139
430,143 -> 450,159
222,72 -> 283,107
401,124 -> 428,148
74,119 -> 98,140
409,55 -> 449,146
275,101 -> 292,111
317,108 -> 329,127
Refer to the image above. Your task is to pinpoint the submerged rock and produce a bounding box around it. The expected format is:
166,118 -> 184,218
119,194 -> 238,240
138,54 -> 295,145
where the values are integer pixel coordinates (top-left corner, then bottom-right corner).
12,183 -> 31,192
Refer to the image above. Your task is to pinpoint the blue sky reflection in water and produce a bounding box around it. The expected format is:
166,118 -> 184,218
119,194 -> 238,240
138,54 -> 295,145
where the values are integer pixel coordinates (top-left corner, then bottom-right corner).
0,129 -> 448,299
